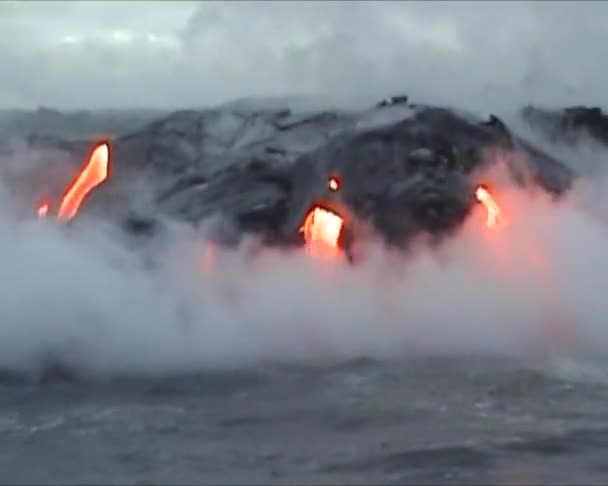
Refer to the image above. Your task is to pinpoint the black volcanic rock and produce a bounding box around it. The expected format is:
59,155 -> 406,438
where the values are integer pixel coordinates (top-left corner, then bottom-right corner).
522,105 -> 608,146
376,95 -> 409,108
2,99 -> 578,249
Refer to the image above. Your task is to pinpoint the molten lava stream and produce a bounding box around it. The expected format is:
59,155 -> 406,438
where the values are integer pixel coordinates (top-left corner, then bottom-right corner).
56,142 -> 110,221
473,183 -> 513,274
301,206 -> 345,260
475,182 -> 574,350
475,185 -> 501,229
475,182 -> 552,278
37,200 -> 50,218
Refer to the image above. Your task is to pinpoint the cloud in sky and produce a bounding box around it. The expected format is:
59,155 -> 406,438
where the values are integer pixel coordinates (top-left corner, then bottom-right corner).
1,0 -> 607,111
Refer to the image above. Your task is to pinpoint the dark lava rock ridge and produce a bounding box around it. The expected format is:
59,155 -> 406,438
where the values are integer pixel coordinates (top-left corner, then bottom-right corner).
1,96 -> 590,250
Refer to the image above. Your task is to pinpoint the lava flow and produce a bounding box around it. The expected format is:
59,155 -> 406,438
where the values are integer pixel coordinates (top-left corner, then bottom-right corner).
475,183 -> 574,351
301,206 -> 345,259
37,200 -> 50,218
328,175 -> 340,192
300,175 -> 347,259
38,141 -> 111,221
475,184 -> 501,228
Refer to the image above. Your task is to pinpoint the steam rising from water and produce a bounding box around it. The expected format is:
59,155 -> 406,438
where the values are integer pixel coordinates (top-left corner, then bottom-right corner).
2,132 -> 608,381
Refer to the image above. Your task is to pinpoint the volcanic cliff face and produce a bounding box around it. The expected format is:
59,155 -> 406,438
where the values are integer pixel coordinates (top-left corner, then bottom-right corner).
522,105 -> 608,146
0,98 -> 579,248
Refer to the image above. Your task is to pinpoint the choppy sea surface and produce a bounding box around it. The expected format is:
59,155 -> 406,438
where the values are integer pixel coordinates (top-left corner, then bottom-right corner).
2,356 -> 608,485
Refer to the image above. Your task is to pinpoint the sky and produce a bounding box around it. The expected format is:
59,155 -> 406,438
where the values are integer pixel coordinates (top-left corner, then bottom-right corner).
1,0 -> 608,111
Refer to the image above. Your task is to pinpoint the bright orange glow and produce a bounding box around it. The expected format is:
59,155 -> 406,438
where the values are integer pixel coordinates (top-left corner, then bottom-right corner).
469,181 -> 575,351
56,142 -> 110,222
37,200 -> 50,218
328,177 -> 340,192
300,206 -> 344,259
475,185 -> 501,228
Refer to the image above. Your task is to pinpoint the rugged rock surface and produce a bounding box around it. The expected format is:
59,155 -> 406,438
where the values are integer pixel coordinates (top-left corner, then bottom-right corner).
0,98 -> 579,249
522,105 -> 608,146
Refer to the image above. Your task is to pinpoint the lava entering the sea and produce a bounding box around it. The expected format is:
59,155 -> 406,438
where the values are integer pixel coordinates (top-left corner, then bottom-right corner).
301,206 -> 345,259
475,183 -> 501,229
473,181 -> 575,351
328,175 -> 340,192
37,140 -> 111,221
300,174 -> 348,259
37,200 -> 50,218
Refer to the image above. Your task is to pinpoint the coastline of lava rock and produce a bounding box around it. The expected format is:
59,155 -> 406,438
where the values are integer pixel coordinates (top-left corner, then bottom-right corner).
1,97 -> 595,249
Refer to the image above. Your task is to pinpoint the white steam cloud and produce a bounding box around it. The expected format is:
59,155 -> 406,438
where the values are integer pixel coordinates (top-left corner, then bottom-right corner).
1,1 -> 608,111
2,1 -> 608,382
1,129 -> 608,382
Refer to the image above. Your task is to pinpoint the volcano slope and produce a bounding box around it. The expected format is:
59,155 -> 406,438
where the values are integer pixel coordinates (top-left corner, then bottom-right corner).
5,98 -> 577,249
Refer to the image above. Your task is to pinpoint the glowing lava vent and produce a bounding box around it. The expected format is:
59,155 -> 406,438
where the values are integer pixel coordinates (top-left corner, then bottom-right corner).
38,140 -> 111,221
328,175 -> 340,192
37,200 -> 50,218
301,206 -> 345,259
475,183 -> 501,228
300,174 -> 347,259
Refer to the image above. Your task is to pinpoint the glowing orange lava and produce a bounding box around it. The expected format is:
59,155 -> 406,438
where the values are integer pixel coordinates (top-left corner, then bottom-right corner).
328,176 -> 340,192
471,182 -> 574,350
37,200 -> 50,218
300,206 -> 344,259
56,142 -> 110,222
475,184 -> 501,228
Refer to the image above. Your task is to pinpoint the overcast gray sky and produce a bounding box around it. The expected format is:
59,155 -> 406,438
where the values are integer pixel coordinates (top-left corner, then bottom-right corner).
1,0 -> 607,111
